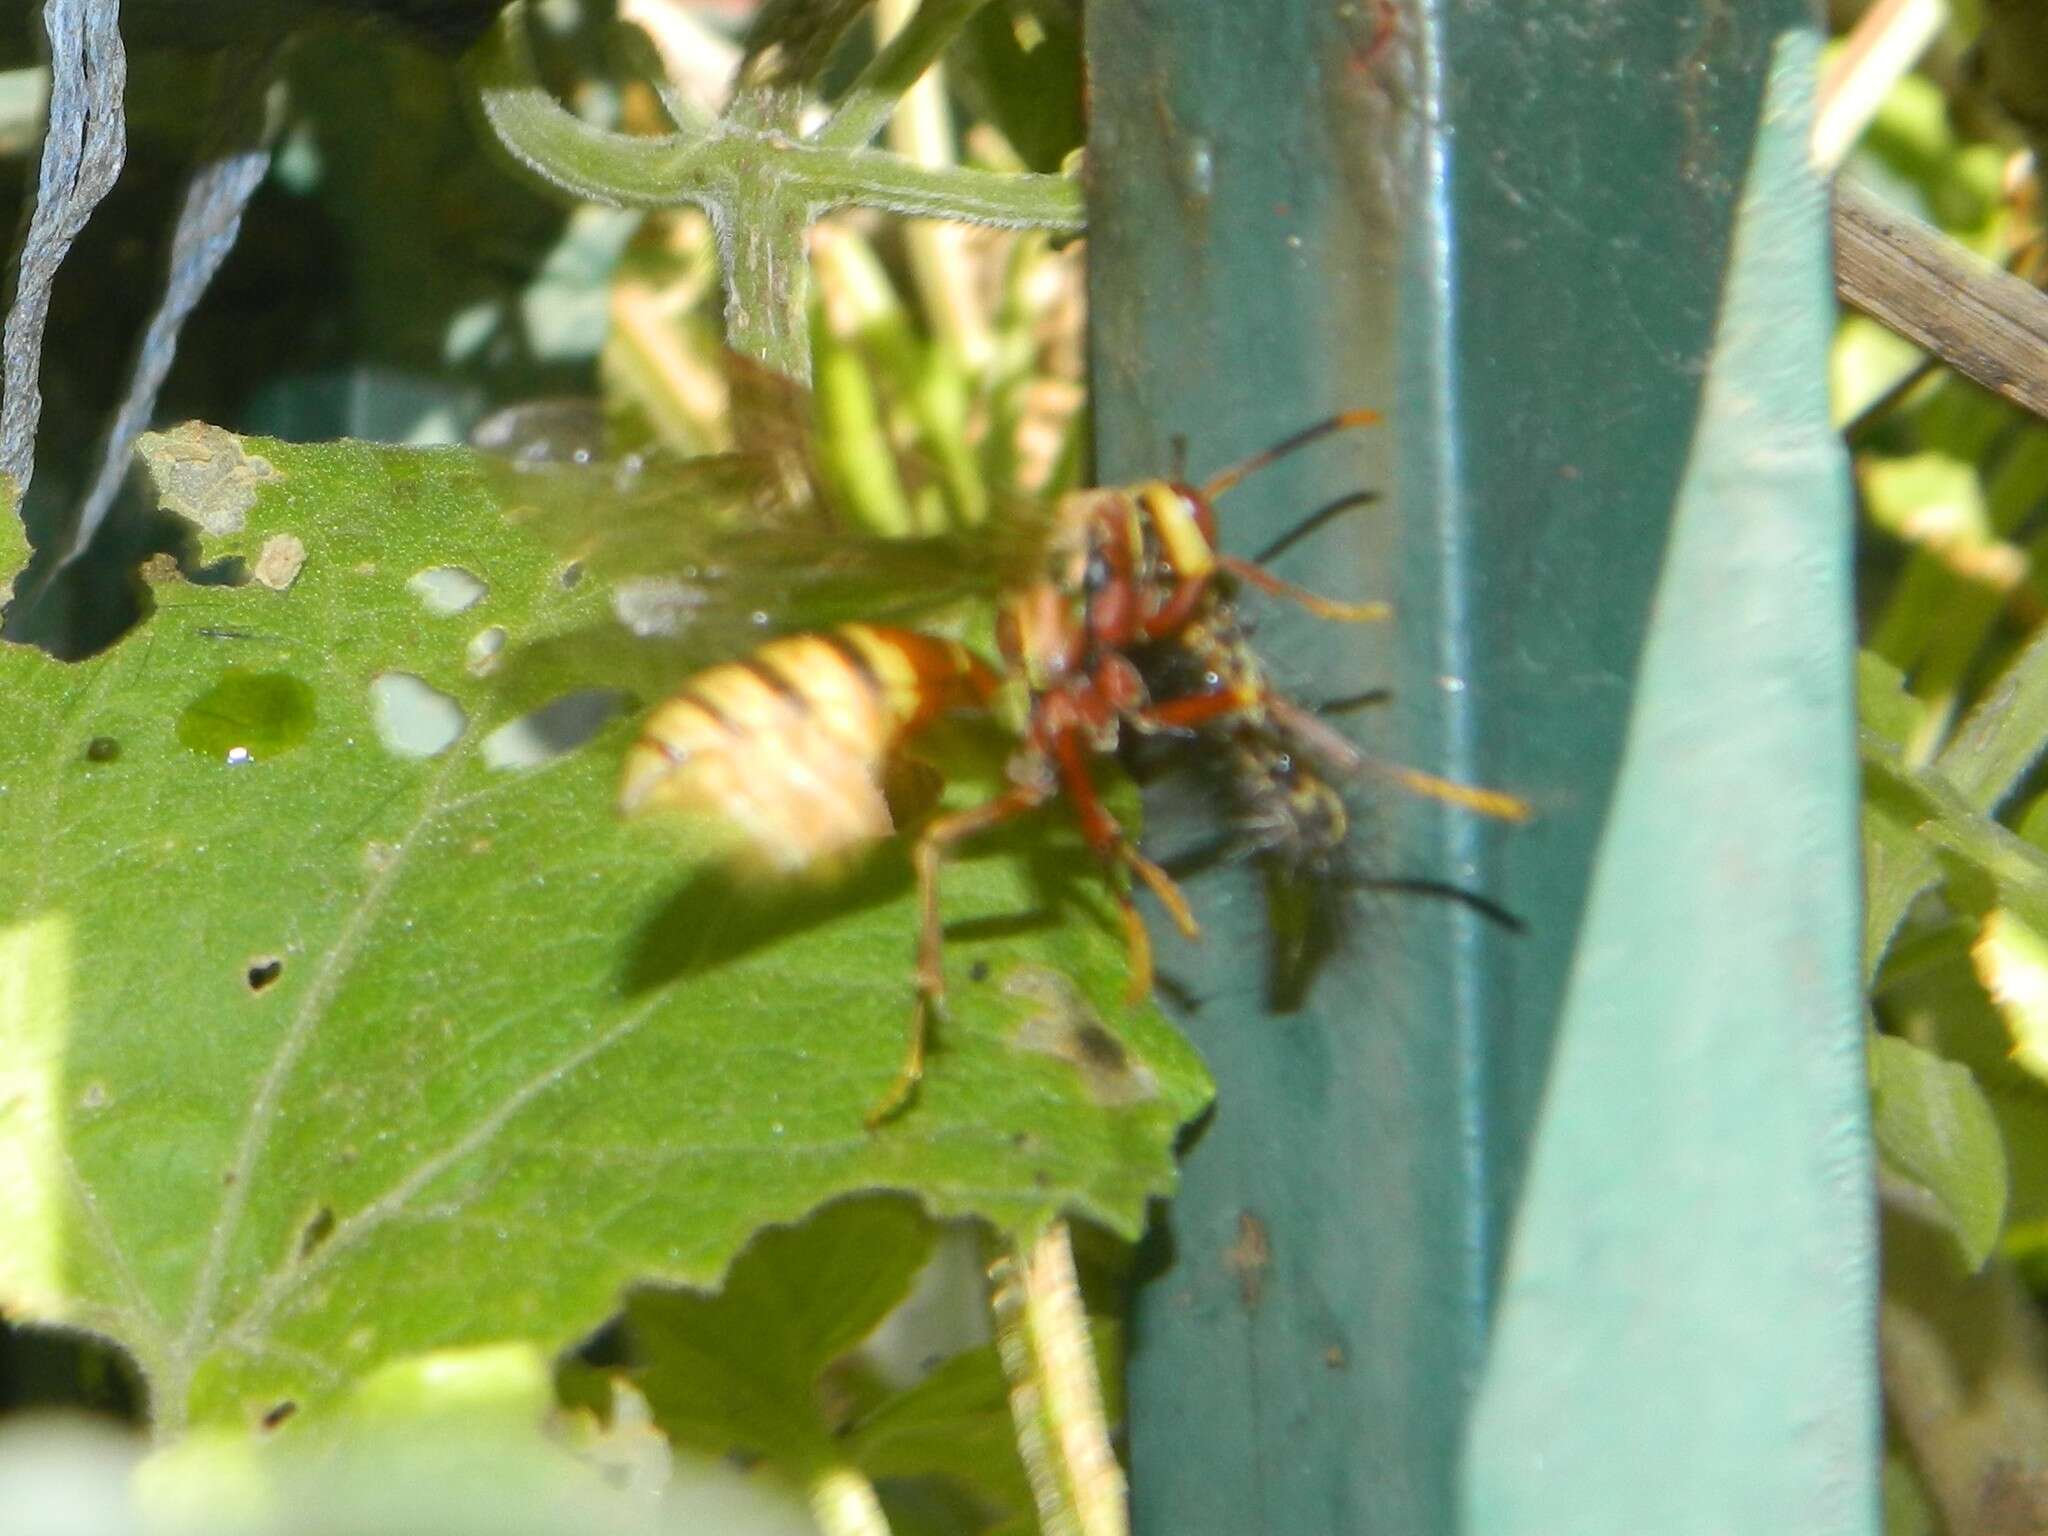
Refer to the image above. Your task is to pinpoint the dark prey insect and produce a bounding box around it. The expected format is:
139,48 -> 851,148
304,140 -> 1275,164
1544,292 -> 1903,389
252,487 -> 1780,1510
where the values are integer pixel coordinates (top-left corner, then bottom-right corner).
487,364 -> 1525,1121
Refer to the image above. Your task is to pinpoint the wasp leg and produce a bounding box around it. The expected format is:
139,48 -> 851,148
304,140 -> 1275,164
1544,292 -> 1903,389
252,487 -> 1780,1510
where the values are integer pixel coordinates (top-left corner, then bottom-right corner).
868,783 -> 1049,1129
1049,730 -> 1200,1004
1217,554 -> 1392,624
1138,687 -> 1260,733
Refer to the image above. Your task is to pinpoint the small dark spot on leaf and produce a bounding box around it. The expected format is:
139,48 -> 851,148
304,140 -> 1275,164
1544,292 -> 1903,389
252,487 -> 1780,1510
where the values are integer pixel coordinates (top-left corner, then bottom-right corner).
222,1170 -> 237,1186
297,1205 -> 336,1260
1032,1168 -> 1052,1188
260,1400 -> 297,1430
1003,966 -> 1159,1106
559,560 -> 584,589
84,736 -> 120,763
245,957 -> 283,992
968,960 -> 990,982
1072,1022 -> 1128,1071
1323,1345 -> 1347,1369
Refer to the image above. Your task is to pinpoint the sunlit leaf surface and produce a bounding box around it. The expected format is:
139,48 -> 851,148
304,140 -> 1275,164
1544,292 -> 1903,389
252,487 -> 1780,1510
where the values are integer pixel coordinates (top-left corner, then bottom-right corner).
0,427 -> 1210,1431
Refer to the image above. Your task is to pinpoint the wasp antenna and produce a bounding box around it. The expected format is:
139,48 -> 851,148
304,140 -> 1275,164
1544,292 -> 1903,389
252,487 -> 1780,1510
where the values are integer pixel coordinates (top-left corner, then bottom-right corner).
1251,489 -> 1381,566
1169,431 -> 1190,484
1365,758 -> 1532,822
1219,555 -> 1391,623
1316,688 -> 1395,717
1200,408 -> 1383,500
1346,874 -> 1525,932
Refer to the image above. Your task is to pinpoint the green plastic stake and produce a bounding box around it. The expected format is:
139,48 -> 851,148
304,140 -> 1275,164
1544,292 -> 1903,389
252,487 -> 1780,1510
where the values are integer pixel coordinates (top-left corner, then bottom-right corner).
1087,5 -> 1876,1532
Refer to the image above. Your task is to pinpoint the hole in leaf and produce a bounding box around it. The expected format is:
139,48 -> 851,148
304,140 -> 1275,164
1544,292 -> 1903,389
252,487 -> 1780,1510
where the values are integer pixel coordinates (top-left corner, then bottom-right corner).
481,690 -> 624,770
369,672 -> 466,759
252,535 -> 307,592
407,565 -> 488,615
296,1205 -> 336,1260
187,554 -> 250,588
466,625 -> 507,675
245,957 -> 283,992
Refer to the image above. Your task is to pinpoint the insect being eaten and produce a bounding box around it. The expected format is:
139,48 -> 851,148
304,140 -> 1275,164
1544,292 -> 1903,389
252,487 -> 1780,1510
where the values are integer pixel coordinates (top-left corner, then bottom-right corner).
487,366 -> 1527,1124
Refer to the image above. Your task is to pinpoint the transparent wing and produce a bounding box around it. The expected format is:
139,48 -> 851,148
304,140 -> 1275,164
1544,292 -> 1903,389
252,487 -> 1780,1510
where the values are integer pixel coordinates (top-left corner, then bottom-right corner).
476,360 -> 1056,713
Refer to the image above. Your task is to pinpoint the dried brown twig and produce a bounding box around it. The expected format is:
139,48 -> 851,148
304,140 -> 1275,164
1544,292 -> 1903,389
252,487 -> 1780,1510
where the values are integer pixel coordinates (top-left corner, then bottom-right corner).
1833,179 -> 2048,426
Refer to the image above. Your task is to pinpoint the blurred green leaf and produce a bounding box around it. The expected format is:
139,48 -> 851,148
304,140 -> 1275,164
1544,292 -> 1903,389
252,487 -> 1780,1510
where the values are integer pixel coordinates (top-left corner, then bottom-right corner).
0,426 -> 1211,1432
1936,625 -> 2048,811
1872,1033 -> 2010,1270
1830,316 -> 1925,430
952,0 -> 1084,173
1862,452 -> 1992,548
1860,650 -> 1923,755
844,1339 -> 1029,1509
132,1341 -> 814,1536
1970,909 -> 2048,1084
630,1195 -> 936,1476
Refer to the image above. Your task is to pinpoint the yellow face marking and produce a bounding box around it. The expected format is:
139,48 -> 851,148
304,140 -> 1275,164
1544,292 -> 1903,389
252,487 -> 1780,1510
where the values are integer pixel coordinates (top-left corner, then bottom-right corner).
1136,482 -> 1217,580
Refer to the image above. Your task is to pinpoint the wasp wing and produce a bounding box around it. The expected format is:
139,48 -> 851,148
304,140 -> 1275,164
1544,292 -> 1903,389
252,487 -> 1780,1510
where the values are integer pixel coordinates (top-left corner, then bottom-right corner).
481,450 -> 1053,716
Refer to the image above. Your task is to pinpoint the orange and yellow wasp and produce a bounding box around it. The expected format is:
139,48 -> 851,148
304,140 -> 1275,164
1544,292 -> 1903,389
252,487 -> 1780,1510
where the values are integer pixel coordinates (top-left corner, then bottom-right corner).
487,372 -> 1524,1119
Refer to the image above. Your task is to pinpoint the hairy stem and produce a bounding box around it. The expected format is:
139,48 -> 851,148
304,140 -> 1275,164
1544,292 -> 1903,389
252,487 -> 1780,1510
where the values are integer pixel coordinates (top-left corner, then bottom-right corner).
717,188 -> 814,379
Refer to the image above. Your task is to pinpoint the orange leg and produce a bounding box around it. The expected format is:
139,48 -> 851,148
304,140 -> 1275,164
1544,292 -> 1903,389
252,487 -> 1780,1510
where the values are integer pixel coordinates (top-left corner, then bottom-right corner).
1139,687 -> 1260,735
1049,730 -> 1200,1001
867,783 -> 1051,1128
1219,554 -> 1391,623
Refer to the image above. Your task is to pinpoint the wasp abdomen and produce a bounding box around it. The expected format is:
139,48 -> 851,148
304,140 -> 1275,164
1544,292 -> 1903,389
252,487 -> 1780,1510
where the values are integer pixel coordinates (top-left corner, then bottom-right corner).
619,625 -> 998,874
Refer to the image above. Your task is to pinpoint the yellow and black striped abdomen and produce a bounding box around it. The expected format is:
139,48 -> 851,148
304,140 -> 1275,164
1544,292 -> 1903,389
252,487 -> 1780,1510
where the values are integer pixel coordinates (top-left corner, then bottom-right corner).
618,625 -> 997,874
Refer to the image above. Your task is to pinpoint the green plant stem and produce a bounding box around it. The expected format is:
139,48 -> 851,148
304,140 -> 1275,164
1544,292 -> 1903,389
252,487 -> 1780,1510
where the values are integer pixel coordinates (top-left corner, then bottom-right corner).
818,0 -> 992,150
988,1222 -> 1126,1536
719,188 -> 814,380
468,5 -> 1082,228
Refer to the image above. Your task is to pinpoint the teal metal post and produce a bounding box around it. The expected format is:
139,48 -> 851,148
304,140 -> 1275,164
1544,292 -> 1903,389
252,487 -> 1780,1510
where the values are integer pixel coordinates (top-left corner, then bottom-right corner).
1088,4 -> 1877,1532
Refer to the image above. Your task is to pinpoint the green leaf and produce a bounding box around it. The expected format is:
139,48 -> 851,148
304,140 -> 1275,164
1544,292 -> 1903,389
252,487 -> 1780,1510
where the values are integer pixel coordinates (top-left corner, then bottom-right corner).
132,1342 -> 810,1536
844,1341 -> 1030,1510
1936,621 -> 2048,812
0,427 -> 1211,1432
952,0 -> 1085,173
629,1194 -> 936,1475
1857,649 -> 1922,755
1871,1034 -> 2009,1270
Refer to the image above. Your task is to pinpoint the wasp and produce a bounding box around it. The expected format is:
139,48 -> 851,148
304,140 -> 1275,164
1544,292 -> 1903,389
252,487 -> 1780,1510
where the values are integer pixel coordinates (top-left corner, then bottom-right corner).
486,368 -> 1521,1120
